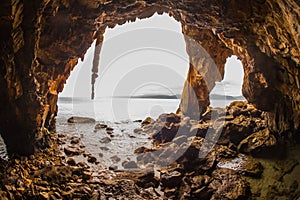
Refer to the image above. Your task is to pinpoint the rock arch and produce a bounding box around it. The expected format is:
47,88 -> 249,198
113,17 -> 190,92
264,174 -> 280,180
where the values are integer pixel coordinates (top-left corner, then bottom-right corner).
0,0 -> 299,155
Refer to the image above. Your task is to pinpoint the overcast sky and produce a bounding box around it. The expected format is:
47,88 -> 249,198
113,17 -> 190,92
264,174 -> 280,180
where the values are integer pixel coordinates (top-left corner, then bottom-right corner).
60,13 -> 244,98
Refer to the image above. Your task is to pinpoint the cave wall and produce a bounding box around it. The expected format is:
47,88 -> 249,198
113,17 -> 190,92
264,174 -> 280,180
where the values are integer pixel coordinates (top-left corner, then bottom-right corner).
0,0 -> 299,155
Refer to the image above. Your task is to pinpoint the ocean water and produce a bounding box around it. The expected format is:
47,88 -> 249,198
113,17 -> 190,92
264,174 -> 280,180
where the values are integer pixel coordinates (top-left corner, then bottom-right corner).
57,97 -> 181,122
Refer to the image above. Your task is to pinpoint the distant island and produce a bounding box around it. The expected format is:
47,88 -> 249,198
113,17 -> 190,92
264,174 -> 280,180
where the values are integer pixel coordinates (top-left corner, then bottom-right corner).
125,94 -> 181,99
58,94 -> 245,101
209,94 -> 245,100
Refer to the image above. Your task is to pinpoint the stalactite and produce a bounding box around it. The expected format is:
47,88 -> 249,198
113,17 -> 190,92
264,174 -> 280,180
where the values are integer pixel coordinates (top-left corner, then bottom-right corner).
91,39 -> 102,100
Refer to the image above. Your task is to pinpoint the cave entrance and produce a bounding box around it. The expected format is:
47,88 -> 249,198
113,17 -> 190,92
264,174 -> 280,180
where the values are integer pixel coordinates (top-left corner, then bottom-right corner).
57,13 -> 189,168
58,12 -> 189,122
210,55 -> 245,107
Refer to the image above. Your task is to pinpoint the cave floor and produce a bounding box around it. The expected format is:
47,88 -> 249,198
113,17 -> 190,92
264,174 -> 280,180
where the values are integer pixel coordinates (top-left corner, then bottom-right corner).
0,102 -> 300,199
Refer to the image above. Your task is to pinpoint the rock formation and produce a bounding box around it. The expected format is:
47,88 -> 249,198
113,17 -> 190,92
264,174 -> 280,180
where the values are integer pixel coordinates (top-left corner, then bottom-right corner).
0,0 -> 299,155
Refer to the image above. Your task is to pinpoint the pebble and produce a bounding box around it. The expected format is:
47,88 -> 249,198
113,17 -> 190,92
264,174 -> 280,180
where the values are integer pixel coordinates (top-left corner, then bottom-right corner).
106,130 -> 113,135
87,156 -> 97,163
133,128 -> 143,134
82,171 -> 92,180
67,158 -> 76,166
100,137 -> 111,144
71,137 -> 80,145
100,147 -> 109,151
64,147 -> 83,156
110,155 -> 121,163
95,123 -> 108,129
106,127 -> 114,131
109,165 -> 118,170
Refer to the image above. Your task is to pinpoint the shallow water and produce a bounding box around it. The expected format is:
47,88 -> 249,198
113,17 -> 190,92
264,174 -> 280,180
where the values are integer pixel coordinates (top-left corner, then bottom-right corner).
56,97 -> 244,169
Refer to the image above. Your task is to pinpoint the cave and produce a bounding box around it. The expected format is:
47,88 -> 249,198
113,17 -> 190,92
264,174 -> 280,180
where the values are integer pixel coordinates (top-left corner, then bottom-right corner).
0,0 -> 300,198
1,0 -> 298,156
210,55 -> 245,107
58,12 -> 188,121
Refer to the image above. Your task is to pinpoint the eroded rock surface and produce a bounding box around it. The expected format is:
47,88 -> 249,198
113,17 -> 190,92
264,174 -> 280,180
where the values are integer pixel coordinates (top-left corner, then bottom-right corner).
0,0 -> 299,155
131,103 -> 300,199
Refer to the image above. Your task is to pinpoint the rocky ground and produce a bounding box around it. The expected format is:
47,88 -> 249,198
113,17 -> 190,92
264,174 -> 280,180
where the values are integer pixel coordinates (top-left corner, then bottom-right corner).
0,101 -> 299,199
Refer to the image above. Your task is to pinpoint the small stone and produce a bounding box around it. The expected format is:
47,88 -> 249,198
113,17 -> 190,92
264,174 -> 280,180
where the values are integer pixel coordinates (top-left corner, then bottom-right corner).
67,158 -> 76,166
133,119 -> 142,122
77,162 -> 88,168
109,165 -> 118,170
134,146 -> 151,154
160,169 -> 183,189
106,130 -> 113,135
82,171 -> 92,180
100,137 -> 111,143
106,127 -> 114,131
100,147 -> 109,151
122,161 -> 138,169
133,128 -> 143,134
142,117 -> 154,126
71,137 -> 80,144
57,133 -> 66,138
64,147 -> 83,156
95,123 -> 108,129
83,153 -> 89,157
87,156 -> 97,163
110,155 -> 121,163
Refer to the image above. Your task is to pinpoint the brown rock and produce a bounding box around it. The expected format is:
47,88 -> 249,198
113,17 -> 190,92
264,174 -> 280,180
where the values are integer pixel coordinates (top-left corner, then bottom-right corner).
209,168 -> 251,199
106,127 -> 114,131
94,123 -> 108,129
238,128 -> 277,156
141,117 -> 154,127
134,146 -> 152,154
160,169 -> 183,189
67,158 -> 76,166
82,171 -> 92,180
87,156 -> 97,163
70,137 -> 80,145
64,147 -> 83,156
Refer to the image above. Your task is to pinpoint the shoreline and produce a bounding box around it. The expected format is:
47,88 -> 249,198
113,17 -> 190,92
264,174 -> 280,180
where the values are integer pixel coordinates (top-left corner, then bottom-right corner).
0,101 -> 299,199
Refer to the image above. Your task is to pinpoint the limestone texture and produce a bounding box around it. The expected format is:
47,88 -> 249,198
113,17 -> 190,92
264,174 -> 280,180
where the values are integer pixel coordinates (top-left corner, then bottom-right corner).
0,0 -> 299,157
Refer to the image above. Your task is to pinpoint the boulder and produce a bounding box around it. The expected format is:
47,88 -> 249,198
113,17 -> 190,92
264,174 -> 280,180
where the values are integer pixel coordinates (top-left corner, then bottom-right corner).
238,128 -> 277,157
141,117 -> 154,127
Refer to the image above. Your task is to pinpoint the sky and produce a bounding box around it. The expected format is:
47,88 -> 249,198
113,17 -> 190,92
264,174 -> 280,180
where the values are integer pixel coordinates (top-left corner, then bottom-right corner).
60,13 -> 244,98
